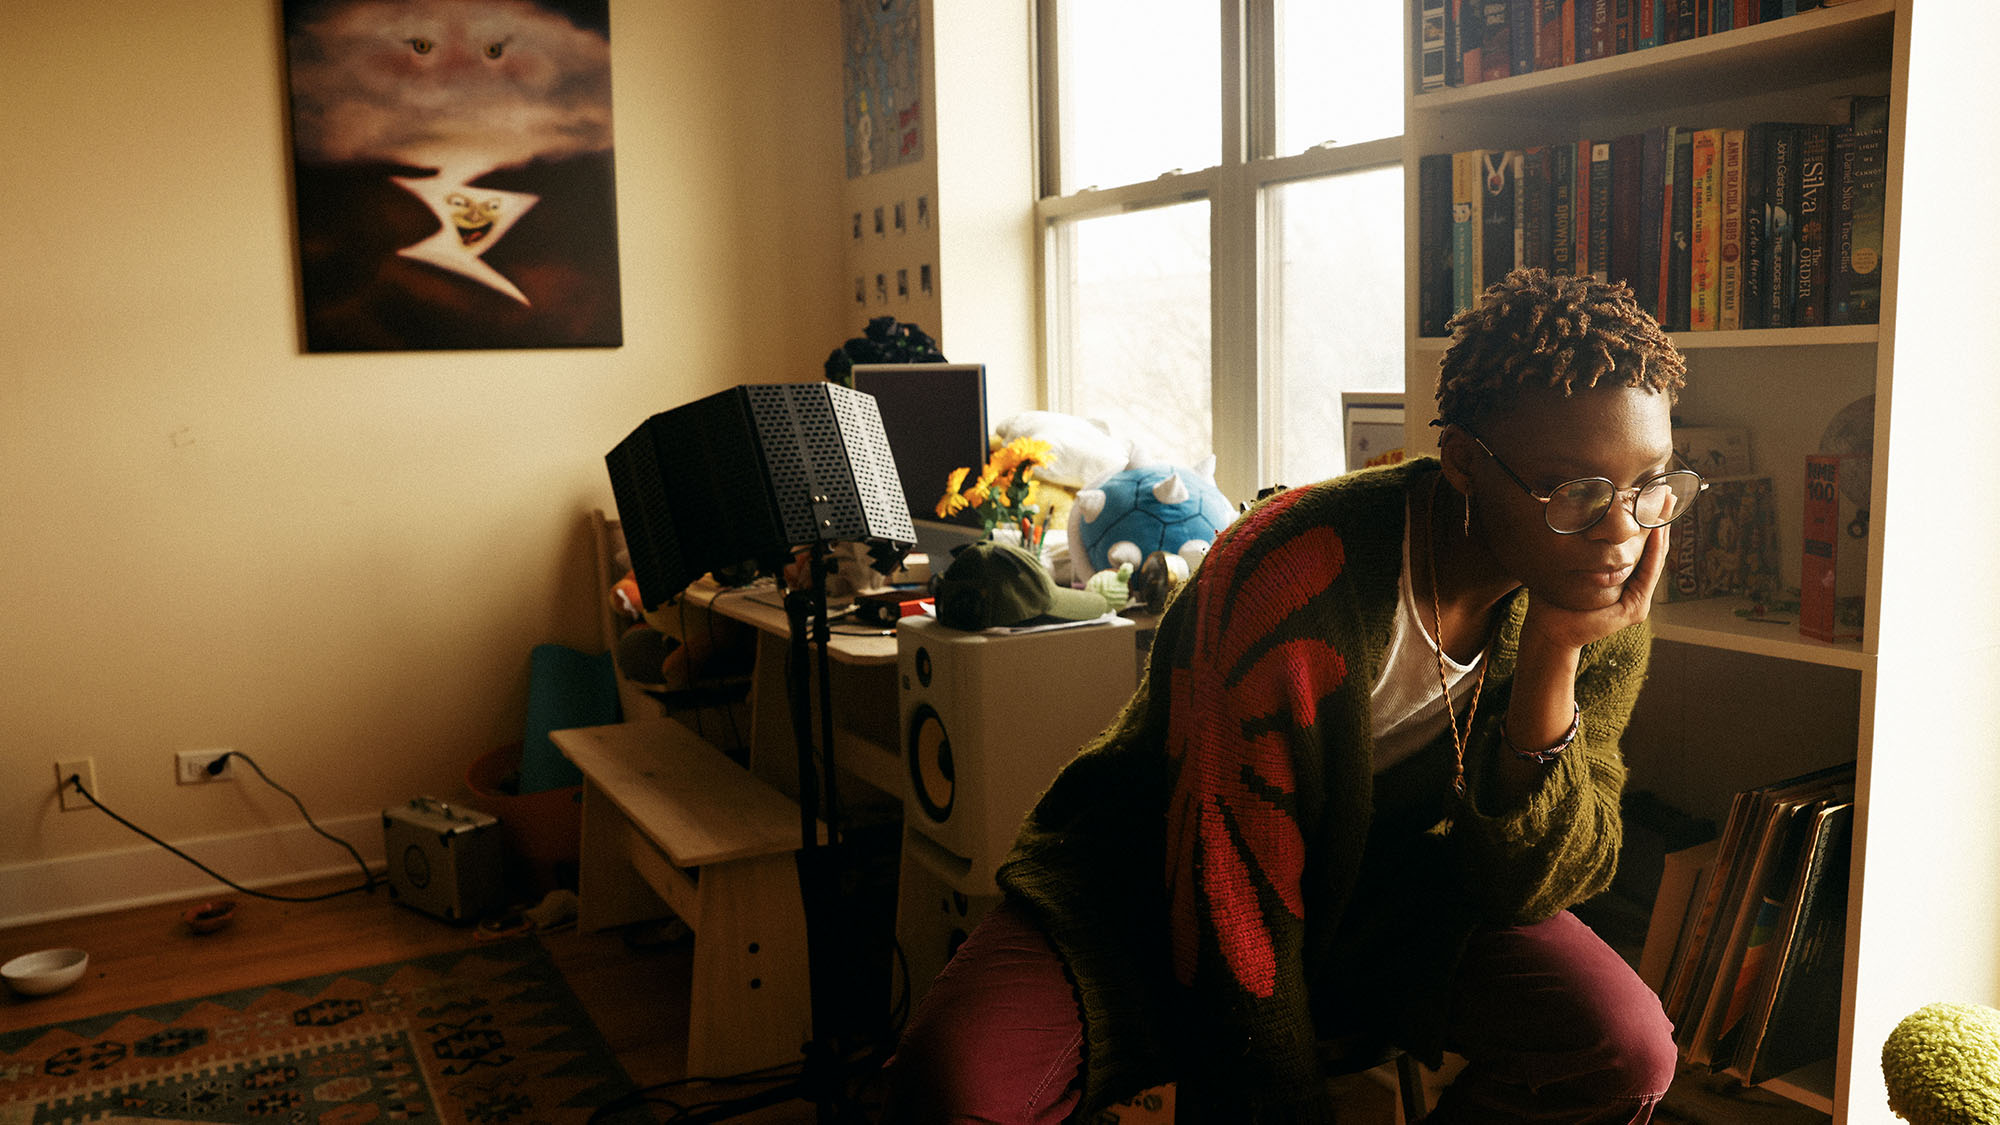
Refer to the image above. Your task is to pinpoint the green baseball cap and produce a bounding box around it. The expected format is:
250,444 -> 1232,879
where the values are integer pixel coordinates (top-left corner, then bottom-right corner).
934,542 -> 1111,630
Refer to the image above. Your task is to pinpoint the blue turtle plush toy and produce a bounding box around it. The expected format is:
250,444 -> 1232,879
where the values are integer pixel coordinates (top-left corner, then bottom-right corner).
1066,457 -> 1235,579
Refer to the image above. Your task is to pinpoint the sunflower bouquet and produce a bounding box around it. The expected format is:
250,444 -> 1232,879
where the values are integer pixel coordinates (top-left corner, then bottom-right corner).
936,437 -> 1053,550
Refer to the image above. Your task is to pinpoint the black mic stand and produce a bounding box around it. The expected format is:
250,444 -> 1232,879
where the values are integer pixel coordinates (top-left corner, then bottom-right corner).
674,544 -> 878,1124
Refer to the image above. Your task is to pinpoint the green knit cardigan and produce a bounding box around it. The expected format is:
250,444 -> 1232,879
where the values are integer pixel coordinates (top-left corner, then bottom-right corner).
996,458 -> 1651,1122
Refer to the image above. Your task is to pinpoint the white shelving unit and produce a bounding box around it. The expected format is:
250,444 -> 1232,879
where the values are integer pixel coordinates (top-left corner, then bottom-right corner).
1402,3 -> 2000,1120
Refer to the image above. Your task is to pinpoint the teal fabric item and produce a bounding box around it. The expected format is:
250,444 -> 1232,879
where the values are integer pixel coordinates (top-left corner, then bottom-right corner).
519,645 -> 620,793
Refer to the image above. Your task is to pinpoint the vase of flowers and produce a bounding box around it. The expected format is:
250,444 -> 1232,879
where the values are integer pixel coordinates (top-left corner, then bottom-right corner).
936,437 -> 1053,552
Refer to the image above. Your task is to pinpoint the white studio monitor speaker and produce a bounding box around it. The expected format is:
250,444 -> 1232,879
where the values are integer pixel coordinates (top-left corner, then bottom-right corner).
896,614 -> 1139,894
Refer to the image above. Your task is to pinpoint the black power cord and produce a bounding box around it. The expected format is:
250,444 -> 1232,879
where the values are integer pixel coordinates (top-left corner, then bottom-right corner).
63,750 -> 380,903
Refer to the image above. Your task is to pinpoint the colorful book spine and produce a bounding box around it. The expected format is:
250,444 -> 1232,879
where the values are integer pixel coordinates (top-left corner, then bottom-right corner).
1801,453 -> 1863,642
1481,150 -> 1521,289
1764,124 -> 1799,329
1419,153 -> 1455,336
1638,0 -> 1663,47
1510,0 -> 1538,75
1673,0 -> 1697,41
1588,141 -> 1613,281
1831,95 -> 1889,325
1453,150 -> 1484,313
1668,126 -> 1694,331
1611,0 -> 1636,53
1793,124 -> 1831,327
1719,128 -> 1746,331
1551,142 -> 1577,275
1585,0 -> 1613,61
1520,146 -> 1552,271
1482,0 -> 1515,80
1574,138 -> 1593,276
1688,128 -> 1722,330
1657,125 -> 1679,325
1537,0 -> 1566,70
1610,134 -> 1643,291
1561,0 -> 1578,64
1637,126 -> 1668,317
1739,123 -> 1773,330
1458,0 -> 1484,84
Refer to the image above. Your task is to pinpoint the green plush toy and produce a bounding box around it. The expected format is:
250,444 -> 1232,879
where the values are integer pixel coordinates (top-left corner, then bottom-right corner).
1883,1001 -> 2000,1124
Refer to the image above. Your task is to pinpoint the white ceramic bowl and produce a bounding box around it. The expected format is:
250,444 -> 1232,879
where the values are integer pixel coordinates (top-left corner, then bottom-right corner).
2,948 -> 89,996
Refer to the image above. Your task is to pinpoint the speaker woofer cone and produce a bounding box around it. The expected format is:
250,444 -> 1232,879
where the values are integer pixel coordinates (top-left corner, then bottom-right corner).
907,702 -> 954,822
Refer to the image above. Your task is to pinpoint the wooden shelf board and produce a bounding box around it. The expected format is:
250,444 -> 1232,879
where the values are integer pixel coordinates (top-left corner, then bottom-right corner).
1651,597 -> 1869,670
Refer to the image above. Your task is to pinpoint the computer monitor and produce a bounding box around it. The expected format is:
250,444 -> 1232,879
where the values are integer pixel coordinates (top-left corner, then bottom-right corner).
846,362 -> 989,564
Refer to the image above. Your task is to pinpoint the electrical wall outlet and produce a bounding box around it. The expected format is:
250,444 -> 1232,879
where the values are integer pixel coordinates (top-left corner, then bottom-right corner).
176,749 -> 237,784
56,758 -> 95,812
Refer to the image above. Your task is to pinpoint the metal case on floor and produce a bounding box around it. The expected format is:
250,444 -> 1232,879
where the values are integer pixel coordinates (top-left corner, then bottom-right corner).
382,796 -> 504,923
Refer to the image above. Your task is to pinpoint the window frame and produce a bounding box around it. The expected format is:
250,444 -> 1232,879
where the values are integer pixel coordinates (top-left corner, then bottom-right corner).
1033,0 -> 1408,499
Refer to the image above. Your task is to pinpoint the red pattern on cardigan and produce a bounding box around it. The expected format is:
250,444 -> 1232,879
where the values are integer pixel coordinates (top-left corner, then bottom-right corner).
1165,492 -> 1348,996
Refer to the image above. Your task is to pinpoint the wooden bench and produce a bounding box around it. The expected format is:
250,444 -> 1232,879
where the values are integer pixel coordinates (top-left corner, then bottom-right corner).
552,717 -> 819,1076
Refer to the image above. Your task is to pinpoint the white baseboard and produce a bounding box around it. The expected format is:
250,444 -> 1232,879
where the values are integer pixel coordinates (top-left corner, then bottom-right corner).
0,814 -> 387,930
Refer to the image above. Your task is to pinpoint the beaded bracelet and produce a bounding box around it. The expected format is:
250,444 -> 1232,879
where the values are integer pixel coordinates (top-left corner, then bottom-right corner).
1502,704 -> 1581,764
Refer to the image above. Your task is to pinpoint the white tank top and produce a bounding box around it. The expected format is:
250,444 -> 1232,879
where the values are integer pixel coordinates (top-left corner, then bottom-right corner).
1370,497 -> 1486,773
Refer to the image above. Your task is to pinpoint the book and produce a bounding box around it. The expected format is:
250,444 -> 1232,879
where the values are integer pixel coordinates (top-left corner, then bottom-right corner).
1574,138 -> 1594,277
1694,474 -> 1780,602
1611,0 -> 1636,53
1418,153 -> 1455,337
1483,149 -> 1521,288
1638,0 -> 1662,46
1636,126 -> 1667,318
1703,792 -> 1831,1068
1830,94 -> 1889,325
1588,140 -> 1613,281
1453,150 -> 1484,313
1419,0 -> 1451,91
1673,0 -> 1698,41
1740,123 -> 1774,331
1536,0 -> 1566,70
1584,0 -> 1613,61
1734,800 -> 1854,1084
1457,0 -> 1484,84
1688,128 -> 1723,329
1801,452 -> 1865,642
1764,124 -> 1800,328
1718,128 -> 1746,331
1663,762 -> 1855,1044
1510,0 -> 1539,76
1551,142 -> 1578,274
1520,146 -> 1552,271
1680,788 -> 1829,1066
1482,0 -> 1515,81
1561,0 -> 1578,64
1667,126 -> 1695,331
1793,123 -> 1832,326
1639,837 -> 1721,993
1609,133 -> 1643,291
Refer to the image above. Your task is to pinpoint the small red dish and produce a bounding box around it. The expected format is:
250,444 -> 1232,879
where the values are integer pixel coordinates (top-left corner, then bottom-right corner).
183,899 -> 237,935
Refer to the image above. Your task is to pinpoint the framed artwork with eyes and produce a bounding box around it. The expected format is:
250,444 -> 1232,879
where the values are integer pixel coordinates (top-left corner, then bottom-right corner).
280,0 -> 622,351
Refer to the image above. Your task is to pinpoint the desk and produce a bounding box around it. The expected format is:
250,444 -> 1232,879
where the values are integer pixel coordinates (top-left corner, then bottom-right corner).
682,580 -> 903,806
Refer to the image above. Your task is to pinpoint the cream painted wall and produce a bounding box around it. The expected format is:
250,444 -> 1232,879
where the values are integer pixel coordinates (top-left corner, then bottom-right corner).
0,0 -> 846,882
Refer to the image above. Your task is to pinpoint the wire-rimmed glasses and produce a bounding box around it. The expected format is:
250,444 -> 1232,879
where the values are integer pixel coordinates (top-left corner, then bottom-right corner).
1463,428 -> 1707,535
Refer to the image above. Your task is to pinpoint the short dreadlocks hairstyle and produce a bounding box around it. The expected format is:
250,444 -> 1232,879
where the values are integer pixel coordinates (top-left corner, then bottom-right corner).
1434,268 -> 1686,429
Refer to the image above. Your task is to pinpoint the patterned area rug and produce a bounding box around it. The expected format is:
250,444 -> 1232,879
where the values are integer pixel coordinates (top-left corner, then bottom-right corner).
0,940 -> 643,1125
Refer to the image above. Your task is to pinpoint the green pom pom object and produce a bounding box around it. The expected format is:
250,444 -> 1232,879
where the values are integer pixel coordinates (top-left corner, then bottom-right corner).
1883,1001 -> 2000,1124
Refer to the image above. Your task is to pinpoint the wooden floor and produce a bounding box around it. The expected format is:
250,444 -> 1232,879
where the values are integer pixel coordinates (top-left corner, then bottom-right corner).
0,878 -> 1828,1124
0,874 -> 829,1124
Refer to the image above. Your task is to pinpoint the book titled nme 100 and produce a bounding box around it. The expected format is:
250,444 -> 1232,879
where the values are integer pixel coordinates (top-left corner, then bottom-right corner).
1802,454 -> 1865,643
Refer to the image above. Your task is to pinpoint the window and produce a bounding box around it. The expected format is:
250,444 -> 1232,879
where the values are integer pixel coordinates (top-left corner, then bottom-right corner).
1039,0 -> 1406,498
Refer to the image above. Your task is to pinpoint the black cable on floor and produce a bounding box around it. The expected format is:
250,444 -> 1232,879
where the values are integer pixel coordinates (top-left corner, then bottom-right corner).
64,753 -> 379,903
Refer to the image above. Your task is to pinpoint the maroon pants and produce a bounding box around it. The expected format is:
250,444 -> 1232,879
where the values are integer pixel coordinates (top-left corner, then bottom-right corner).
885,901 -> 1676,1123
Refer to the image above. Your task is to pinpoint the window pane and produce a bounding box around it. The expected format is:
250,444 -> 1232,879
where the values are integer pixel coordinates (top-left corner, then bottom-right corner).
1267,166 -> 1405,486
1060,201 -> 1213,468
1055,0 -> 1220,191
1275,0 -> 1403,156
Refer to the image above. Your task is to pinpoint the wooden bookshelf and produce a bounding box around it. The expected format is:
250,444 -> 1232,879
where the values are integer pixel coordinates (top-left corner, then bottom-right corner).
1405,3 -> 2000,1119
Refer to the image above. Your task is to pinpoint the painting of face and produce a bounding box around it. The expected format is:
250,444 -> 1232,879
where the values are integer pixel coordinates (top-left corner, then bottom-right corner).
282,0 -> 621,350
